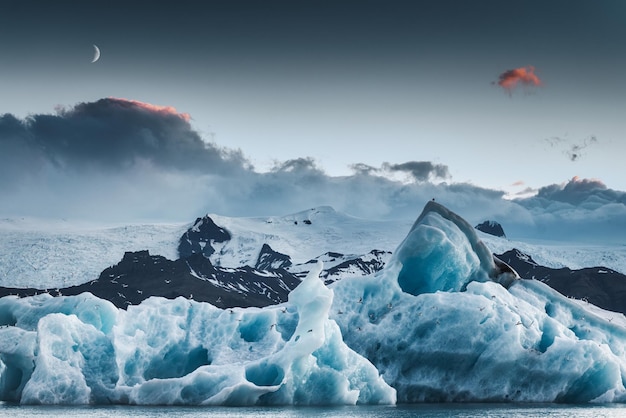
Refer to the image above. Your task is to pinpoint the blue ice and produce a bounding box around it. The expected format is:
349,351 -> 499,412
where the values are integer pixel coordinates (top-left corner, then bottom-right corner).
0,263 -> 394,405
2,201 -> 626,404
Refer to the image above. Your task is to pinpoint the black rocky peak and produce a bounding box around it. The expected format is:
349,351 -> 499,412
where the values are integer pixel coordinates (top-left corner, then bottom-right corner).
0,250 -> 300,310
255,243 -> 292,270
496,248 -> 626,315
178,215 -> 231,259
475,220 -> 506,238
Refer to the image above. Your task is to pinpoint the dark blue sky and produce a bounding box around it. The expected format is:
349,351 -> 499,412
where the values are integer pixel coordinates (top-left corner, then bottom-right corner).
1,0 -> 625,208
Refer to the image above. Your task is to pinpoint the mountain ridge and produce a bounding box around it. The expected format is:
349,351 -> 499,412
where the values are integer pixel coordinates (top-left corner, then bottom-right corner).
1,207 -> 625,316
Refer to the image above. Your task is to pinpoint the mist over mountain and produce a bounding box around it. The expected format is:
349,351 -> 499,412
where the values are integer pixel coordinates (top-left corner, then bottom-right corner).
1,98 -> 625,243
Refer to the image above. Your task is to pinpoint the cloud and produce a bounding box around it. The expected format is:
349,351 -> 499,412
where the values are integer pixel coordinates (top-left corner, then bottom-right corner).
349,163 -> 379,176
0,95 -> 508,223
1,98 -> 625,244
495,66 -> 542,95
508,187 -> 538,199
0,98 -> 247,176
0,98 -> 248,221
382,161 -> 450,182
544,135 -> 598,162
348,161 -> 451,182
514,177 -> 626,243
534,176 -> 625,206
271,157 -> 323,174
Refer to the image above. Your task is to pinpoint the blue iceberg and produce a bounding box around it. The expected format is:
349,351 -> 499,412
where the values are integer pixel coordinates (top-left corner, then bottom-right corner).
0,262 -> 394,405
331,201 -> 626,402
1,201 -> 626,404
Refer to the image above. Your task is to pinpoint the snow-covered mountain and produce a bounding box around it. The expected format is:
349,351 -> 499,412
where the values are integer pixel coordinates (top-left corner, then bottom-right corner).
0,207 -> 410,290
1,206 -> 626,313
0,208 -> 399,307
205,206 -> 409,267
168,206 -> 626,282
0,250 -> 299,310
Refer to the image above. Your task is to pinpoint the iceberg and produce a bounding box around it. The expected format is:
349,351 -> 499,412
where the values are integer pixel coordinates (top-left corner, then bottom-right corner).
1,200 -> 626,404
0,262 -> 394,405
331,201 -> 626,402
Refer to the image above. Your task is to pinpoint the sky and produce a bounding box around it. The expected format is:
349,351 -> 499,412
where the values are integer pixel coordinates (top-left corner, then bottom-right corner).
0,0 -> 625,243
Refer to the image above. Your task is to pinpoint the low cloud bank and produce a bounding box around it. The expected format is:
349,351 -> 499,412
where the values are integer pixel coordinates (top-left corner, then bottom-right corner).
512,177 -> 626,243
1,99 -> 624,243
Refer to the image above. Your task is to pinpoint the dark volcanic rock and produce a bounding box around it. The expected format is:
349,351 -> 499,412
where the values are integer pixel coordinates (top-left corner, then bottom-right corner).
322,250 -> 391,284
290,250 -> 392,285
178,216 -> 231,259
475,221 -> 506,238
255,243 -> 292,270
0,251 -> 300,310
497,249 -> 626,315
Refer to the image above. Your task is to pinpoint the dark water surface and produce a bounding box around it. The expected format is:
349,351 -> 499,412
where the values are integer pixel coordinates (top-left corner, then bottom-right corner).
2,403 -> 626,417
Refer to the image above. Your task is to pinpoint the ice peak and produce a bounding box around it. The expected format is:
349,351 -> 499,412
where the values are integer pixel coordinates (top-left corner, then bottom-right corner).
391,201 -> 518,295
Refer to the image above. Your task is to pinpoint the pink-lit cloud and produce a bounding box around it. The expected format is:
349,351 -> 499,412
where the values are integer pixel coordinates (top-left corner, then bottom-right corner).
108,97 -> 191,122
495,66 -> 542,94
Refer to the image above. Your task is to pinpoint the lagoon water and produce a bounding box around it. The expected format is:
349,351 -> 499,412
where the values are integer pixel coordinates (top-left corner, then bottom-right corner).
2,404 -> 626,418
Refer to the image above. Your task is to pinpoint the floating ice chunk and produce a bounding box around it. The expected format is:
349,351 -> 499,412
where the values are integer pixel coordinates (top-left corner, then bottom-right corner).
0,263 -> 394,405
0,293 -> 118,404
21,313 -> 118,405
331,201 -> 626,402
116,261 -> 395,406
0,326 -> 36,402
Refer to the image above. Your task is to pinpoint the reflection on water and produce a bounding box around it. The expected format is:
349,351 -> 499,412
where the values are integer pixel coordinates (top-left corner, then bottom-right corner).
2,403 -> 626,418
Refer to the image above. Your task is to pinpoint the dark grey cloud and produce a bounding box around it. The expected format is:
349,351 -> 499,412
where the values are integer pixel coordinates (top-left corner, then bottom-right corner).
0,98 -> 247,175
271,157 -> 323,174
0,98 -> 249,220
349,163 -> 379,176
382,161 -> 450,182
349,161 -> 451,181
532,177 -> 625,206
513,177 -> 626,243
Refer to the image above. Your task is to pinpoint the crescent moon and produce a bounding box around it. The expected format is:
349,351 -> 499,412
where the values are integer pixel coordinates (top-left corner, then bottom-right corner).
91,44 -> 101,63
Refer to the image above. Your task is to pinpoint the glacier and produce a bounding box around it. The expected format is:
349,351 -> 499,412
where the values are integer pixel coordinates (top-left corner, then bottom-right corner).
2,201 -> 626,404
